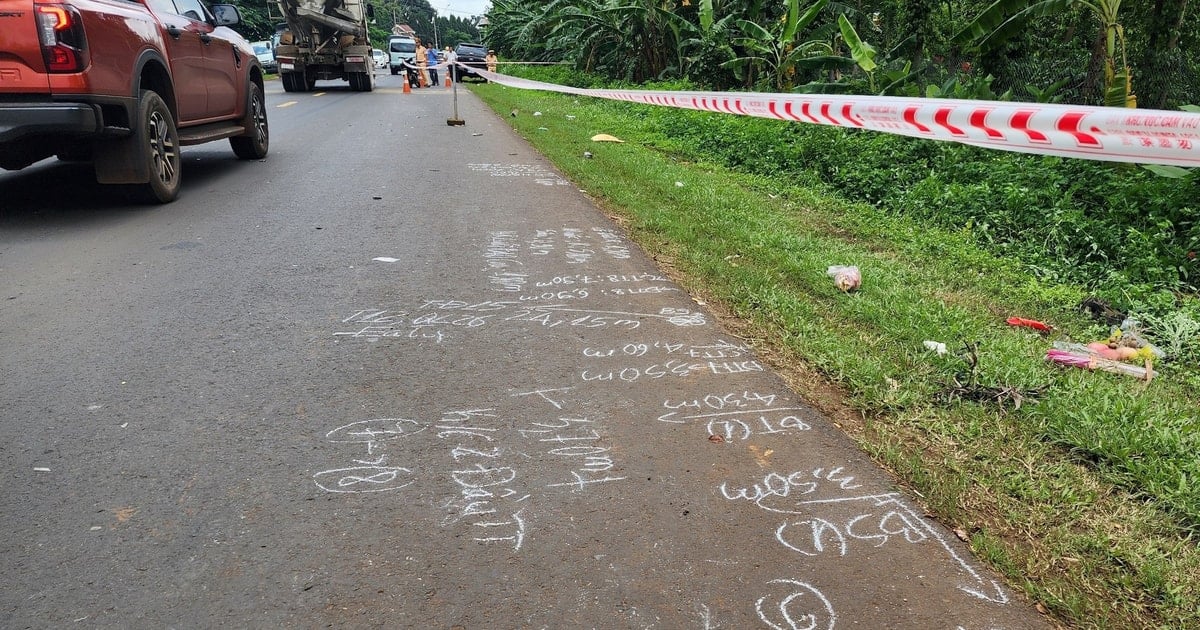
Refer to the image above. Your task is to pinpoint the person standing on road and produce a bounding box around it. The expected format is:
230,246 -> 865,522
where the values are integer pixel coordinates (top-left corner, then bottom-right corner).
415,40 -> 429,87
485,49 -> 498,74
444,46 -> 457,82
426,45 -> 440,86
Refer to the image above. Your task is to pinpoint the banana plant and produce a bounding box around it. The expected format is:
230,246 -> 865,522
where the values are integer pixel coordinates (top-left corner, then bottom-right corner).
672,0 -> 742,84
837,13 -> 877,91
722,0 -> 836,90
954,0 -> 1136,107
1025,77 -> 1071,103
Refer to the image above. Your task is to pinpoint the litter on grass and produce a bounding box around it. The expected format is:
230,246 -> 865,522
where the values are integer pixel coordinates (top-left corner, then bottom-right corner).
1006,317 -> 1052,332
923,340 -> 948,356
827,265 -> 861,292
1046,349 -> 1155,381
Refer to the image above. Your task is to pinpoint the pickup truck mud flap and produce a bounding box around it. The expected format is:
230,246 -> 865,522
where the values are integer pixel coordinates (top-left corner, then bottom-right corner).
93,128 -> 149,184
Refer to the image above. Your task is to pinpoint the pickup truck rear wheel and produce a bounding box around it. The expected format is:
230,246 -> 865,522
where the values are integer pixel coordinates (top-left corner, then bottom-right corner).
231,82 -> 269,160
137,90 -> 181,203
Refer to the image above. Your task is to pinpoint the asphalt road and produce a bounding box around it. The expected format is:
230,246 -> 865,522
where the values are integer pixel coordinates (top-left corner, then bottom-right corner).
1,73 -> 1053,629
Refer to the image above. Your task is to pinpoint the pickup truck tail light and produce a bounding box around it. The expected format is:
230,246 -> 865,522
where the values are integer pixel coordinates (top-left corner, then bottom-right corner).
35,3 -> 90,73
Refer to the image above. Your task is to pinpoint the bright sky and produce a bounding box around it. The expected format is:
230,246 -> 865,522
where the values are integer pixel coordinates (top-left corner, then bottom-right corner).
437,1 -> 491,19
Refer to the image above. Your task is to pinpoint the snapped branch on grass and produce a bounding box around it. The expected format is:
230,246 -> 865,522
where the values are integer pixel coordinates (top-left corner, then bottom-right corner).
938,341 -> 1048,412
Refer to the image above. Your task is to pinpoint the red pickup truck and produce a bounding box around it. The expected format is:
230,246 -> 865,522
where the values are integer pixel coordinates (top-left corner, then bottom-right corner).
0,0 -> 269,202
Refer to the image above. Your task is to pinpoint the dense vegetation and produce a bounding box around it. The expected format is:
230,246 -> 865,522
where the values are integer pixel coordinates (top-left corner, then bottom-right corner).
484,0 -> 1199,108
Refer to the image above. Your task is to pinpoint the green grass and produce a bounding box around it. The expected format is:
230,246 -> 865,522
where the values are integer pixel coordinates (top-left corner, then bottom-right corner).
468,79 -> 1200,629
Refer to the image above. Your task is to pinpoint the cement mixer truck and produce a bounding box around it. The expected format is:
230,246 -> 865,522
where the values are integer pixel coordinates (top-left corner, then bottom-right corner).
273,0 -> 376,92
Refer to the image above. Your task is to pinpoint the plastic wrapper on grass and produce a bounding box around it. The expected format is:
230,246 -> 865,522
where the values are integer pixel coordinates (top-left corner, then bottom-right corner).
827,265 -> 861,292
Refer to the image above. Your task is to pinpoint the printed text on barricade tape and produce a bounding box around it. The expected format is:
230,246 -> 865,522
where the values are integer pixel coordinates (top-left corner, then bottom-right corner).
458,66 -> 1200,168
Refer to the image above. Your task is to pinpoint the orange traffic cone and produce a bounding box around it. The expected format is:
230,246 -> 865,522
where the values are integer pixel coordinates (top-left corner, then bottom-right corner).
402,77 -> 411,94
444,74 -> 451,88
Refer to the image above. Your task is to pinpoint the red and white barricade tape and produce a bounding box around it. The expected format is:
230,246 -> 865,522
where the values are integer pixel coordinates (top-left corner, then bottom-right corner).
459,67 -> 1200,168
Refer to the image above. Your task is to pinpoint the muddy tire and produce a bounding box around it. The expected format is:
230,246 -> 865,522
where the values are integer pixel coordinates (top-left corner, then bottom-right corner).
350,71 -> 374,92
231,82 -> 269,160
136,90 -> 181,203
282,70 -> 312,92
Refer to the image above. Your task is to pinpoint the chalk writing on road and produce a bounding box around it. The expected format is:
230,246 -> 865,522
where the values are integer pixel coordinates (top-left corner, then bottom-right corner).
514,285 -> 679,302
314,392 -> 625,552
468,163 -> 570,187
323,219 -> 1016,622
513,388 -> 628,492
334,303 -> 707,343
325,417 -> 426,444
656,392 -> 811,441
537,273 -> 670,286
520,414 -> 627,492
583,339 -> 749,359
722,469 -> 1010,604
756,579 -> 836,630
436,408 -> 531,551
312,419 -> 424,493
313,465 -> 416,493
486,228 -> 635,291
579,340 -> 762,382
581,359 -> 764,383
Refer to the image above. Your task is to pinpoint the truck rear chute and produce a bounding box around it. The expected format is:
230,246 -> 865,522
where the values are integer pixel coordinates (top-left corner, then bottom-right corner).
274,0 -> 374,92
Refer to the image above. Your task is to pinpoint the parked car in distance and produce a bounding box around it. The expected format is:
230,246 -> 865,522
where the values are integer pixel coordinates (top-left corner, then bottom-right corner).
252,40 -> 278,73
372,48 -> 387,70
453,43 -> 487,82
388,35 -> 417,77
387,35 -> 422,87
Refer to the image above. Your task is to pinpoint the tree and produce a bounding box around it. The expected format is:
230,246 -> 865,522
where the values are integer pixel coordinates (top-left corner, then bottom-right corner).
722,0 -> 841,90
227,0 -> 276,41
1127,0 -> 1196,108
955,0 -> 1137,107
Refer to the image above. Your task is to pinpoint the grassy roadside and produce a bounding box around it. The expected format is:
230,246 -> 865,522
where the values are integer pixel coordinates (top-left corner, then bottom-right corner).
467,81 -> 1200,629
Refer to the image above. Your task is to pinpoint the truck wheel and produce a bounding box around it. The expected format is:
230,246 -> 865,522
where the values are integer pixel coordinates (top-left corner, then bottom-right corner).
282,70 -> 313,92
350,71 -> 373,92
231,82 -> 269,160
136,90 -> 181,203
